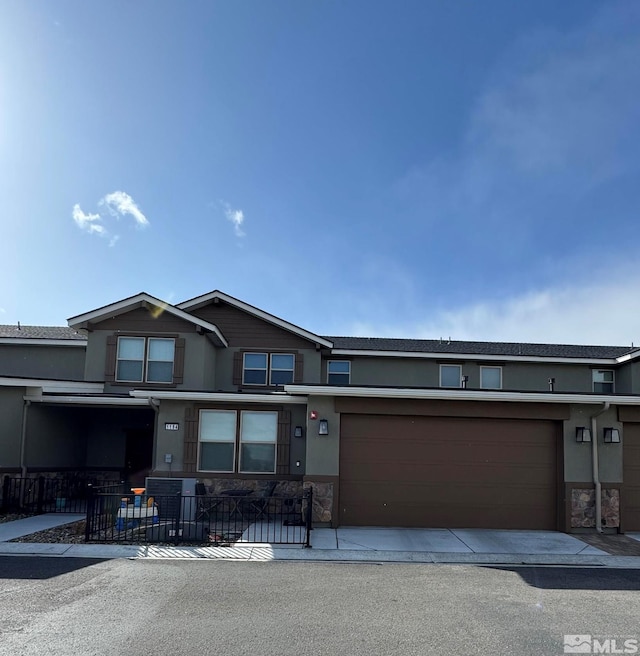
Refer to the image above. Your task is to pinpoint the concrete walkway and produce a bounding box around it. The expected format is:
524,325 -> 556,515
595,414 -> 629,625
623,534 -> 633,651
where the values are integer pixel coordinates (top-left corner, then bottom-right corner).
1,515 -> 639,567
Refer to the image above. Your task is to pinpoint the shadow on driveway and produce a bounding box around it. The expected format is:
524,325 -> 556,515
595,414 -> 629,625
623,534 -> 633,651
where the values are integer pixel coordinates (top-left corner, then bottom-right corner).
0,556 -> 107,580
488,566 -> 640,590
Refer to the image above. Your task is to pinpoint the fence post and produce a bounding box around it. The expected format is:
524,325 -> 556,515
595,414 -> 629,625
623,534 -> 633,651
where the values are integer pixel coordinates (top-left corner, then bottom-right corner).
84,484 -> 94,542
174,491 -> 182,546
1,476 -> 10,513
37,476 -> 45,514
304,486 -> 313,548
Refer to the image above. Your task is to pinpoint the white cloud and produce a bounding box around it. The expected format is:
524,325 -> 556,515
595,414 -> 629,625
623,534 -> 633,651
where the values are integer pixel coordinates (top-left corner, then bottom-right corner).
222,202 -> 246,238
71,190 -> 149,245
343,265 -> 640,347
72,204 -> 104,234
100,191 -> 149,227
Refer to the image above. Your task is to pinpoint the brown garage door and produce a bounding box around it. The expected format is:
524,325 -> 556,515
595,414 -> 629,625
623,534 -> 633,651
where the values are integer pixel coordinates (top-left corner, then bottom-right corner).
623,424 -> 640,531
339,414 -> 559,529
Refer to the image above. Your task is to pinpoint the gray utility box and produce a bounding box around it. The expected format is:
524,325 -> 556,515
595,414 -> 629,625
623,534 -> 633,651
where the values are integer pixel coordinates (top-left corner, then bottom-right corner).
145,477 -> 198,522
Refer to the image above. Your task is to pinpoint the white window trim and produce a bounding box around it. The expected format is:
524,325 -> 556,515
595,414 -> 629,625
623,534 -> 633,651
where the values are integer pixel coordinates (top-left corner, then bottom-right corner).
145,337 -> 176,384
197,409 -> 237,473
242,352 -> 295,386
592,369 -> 615,393
239,410 -> 278,474
242,352 -> 268,386
327,360 -> 351,384
268,353 -> 295,386
480,366 -> 502,390
439,364 -> 462,388
116,336 -> 176,384
116,337 -> 145,383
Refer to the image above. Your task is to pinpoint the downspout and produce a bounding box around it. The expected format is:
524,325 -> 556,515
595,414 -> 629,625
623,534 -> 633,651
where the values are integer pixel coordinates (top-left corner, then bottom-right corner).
590,402 -> 610,534
19,400 -> 31,479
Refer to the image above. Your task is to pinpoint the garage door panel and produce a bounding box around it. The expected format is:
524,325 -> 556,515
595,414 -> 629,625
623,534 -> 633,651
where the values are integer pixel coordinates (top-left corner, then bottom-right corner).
339,414 -> 558,529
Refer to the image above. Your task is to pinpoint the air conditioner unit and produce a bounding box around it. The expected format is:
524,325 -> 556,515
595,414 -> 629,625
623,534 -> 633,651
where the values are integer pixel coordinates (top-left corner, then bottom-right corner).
145,477 -> 198,522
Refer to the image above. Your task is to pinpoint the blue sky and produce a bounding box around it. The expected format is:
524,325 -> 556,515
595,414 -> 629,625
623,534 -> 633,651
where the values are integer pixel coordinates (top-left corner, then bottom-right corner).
1,1 -> 639,345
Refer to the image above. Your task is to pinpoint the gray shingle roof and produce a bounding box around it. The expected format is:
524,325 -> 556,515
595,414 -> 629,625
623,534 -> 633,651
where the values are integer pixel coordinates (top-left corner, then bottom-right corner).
0,325 -> 86,340
324,336 -> 636,359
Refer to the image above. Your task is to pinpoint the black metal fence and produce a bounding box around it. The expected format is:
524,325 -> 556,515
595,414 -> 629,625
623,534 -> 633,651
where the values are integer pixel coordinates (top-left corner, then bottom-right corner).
85,487 -> 313,547
1,476 -> 122,515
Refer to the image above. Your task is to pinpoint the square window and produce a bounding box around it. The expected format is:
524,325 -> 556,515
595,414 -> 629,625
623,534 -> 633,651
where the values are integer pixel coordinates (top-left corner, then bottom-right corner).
116,336 -> 175,384
440,364 -> 462,388
240,411 -> 277,473
328,361 -> 350,385
270,353 -> 294,385
480,366 -> 502,390
243,353 -> 268,385
593,370 -> 614,394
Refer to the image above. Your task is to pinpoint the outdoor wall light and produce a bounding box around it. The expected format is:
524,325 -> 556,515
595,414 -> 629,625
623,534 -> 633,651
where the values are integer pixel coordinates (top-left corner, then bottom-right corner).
603,428 -> 621,443
294,426 -> 304,438
575,427 -> 591,443
461,375 -> 469,389
318,419 -> 329,435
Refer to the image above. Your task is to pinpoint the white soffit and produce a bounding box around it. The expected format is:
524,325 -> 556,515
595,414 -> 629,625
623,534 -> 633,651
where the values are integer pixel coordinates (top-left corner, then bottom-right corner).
0,377 -> 104,394
25,395 -> 150,406
130,390 -> 308,404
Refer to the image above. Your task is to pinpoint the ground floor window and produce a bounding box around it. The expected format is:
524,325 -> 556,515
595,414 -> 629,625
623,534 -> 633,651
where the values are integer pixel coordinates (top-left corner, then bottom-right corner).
199,409 -> 277,473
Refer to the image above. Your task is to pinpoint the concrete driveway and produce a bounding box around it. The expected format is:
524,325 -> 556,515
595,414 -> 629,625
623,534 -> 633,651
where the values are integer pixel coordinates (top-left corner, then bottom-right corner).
310,527 -> 607,555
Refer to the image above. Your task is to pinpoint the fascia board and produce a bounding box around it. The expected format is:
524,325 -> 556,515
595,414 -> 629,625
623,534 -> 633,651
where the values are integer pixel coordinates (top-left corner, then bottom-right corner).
129,390 -> 308,404
330,349 -> 619,366
284,384 -> 640,405
177,290 -> 333,349
25,395 -> 149,406
0,338 -> 86,347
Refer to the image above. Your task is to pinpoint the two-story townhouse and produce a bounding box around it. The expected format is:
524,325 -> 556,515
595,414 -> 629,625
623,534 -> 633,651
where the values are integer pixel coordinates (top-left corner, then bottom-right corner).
1,290 -> 640,535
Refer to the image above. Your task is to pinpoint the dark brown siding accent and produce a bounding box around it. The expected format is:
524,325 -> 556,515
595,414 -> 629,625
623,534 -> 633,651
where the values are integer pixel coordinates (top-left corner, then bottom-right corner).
294,353 -> 304,383
232,352 -> 243,386
173,338 -> 185,385
339,414 -> 559,529
191,302 -> 313,349
334,397 -> 570,421
623,423 -> 640,531
183,407 -> 198,473
276,410 -> 291,475
105,335 -> 117,382
94,307 -> 197,333
619,407 -> 640,423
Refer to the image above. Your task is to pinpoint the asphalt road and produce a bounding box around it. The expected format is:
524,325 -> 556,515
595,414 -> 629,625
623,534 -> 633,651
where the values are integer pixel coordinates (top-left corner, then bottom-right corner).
1,557 -> 640,656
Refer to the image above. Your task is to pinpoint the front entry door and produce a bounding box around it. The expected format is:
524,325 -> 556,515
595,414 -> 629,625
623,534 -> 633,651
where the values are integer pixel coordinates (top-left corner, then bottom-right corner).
124,428 -> 154,486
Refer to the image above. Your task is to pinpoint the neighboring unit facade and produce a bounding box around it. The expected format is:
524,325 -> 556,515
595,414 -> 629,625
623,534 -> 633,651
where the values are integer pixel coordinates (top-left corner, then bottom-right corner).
2,291 -> 640,533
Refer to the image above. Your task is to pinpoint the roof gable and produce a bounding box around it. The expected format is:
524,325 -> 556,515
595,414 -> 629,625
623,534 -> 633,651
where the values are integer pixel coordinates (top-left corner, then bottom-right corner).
68,293 -> 228,347
177,290 -> 333,348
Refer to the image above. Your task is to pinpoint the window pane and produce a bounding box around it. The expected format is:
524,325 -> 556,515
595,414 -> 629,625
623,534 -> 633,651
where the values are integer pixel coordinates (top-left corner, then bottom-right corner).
440,365 -> 461,387
200,411 -> 236,442
148,338 -> 174,361
118,337 -> 144,360
271,354 -> 294,370
117,360 -> 143,382
328,372 -> 350,385
594,370 -> 614,383
244,369 -> 267,385
329,361 -> 350,374
147,361 -> 173,383
240,444 -> 276,473
241,412 -> 277,442
270,369 -> 294,385
244,353 -> 267,368
594,382 -> 614,393
481,367 -> 501,389
200,442 -> 234,471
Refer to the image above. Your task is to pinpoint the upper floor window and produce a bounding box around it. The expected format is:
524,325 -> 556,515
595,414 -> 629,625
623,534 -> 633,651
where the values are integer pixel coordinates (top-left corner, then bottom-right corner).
328,360 -> 351,385
440,364 -> 462,388
480,366 -> 502,390
593,369 -> 614,393
243,352 -> 294,386
199,409 -> 277,473
116,336 -> 175,383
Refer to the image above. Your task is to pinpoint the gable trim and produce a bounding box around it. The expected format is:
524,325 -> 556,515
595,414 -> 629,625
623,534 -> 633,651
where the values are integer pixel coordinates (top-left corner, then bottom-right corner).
177,290 -> 333,348
67,293 -> 228,347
